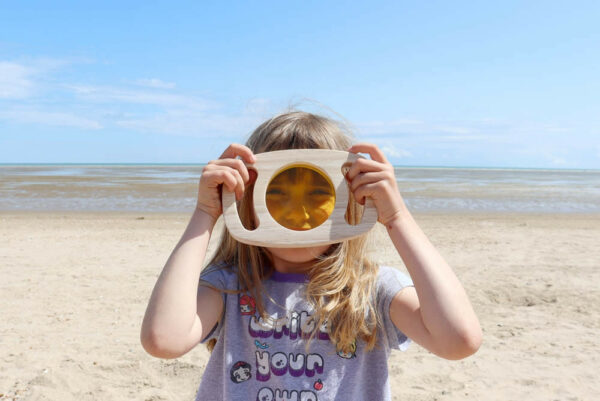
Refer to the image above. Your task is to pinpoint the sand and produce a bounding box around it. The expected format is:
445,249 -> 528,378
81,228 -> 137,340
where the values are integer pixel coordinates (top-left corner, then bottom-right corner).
1,211 -> 599,400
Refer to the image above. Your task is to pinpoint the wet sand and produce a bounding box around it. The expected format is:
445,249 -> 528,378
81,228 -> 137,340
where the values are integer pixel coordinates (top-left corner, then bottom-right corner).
1,211 -> 598,400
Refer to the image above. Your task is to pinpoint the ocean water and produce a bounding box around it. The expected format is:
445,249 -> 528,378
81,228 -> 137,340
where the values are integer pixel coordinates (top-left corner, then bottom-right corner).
1,164 -> 599,214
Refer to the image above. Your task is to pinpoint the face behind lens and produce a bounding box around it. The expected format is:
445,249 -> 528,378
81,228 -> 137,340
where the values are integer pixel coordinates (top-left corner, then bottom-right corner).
265,165 -> 336,231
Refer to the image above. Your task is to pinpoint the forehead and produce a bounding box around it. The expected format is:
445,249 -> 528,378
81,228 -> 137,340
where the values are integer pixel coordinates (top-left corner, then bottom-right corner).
270,166 -> 330,185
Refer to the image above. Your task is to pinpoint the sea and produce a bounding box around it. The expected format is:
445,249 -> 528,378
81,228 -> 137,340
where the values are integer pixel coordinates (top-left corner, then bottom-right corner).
1,164 -> 599,214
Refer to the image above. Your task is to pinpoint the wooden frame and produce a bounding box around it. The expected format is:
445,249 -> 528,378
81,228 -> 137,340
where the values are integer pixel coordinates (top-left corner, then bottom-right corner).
222,149 -> 378,248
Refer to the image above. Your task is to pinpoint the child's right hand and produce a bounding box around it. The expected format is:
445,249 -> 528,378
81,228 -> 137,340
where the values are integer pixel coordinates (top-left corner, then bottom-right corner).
195,143 -> 256,220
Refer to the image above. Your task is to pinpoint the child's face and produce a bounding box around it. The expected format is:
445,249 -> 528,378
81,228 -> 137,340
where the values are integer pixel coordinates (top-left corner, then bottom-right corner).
265,166 -> 335,231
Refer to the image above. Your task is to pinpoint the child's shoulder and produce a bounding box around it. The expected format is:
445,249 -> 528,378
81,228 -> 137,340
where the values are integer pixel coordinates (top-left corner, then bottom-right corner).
375,265 -> 414,292
200,261 -> 239,287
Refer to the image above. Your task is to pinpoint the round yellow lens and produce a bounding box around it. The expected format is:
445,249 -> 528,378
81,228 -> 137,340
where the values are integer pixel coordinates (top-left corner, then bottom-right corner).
265,165 -> 336,231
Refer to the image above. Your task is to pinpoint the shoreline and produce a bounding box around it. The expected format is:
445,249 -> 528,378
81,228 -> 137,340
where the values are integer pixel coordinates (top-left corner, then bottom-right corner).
2,209 -> 600,217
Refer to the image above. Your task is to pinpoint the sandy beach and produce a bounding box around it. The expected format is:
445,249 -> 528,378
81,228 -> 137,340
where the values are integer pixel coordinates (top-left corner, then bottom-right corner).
1,211 -> 599,400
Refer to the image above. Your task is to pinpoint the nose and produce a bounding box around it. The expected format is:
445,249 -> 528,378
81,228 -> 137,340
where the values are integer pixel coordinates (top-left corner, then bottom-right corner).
287,203 -> 310,227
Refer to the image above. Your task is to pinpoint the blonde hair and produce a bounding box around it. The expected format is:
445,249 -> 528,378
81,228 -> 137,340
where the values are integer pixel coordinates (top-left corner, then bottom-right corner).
203,110 -> 381,354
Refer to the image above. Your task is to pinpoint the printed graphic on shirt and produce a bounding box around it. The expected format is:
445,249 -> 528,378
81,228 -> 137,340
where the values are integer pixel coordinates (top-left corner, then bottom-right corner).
230,361 -> 252,383
248,310 -> 330,341
255,350 -> 324,381
336,339 -> 357,359
257,387 -> 318,401
239,294 -> 256,315
236,292 -> 356,400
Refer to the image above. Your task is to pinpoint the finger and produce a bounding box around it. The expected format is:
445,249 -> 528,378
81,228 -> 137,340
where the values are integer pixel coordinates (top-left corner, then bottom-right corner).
207,168 -> 240,194
349,171 -> 389,193
219,143 -> 256,164
345,157 -> 386,181
204,164 -> 247,200
353,182 -> 380,205
222,167 -> 245,200
210,158 -> 251,184
348,142 -> 388,164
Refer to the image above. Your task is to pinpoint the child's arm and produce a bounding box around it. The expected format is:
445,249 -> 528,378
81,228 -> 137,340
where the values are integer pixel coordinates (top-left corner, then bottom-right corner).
346,143 -> 482,360
140,143 -> 255,359
385,207 -> 482,360
140,209 -> 222,359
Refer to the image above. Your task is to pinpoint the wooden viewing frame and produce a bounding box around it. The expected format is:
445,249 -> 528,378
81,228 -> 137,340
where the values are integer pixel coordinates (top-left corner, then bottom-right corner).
222,149 -> 378,248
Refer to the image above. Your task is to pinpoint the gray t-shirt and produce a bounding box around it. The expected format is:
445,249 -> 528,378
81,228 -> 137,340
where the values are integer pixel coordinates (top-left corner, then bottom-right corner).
195,264 -> 413,401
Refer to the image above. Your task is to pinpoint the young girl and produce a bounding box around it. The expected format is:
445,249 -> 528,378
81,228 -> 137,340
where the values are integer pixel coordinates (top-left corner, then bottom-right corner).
140,111 -> 482,401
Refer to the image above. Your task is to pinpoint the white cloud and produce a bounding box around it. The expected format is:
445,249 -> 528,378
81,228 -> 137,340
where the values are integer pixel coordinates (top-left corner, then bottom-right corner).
243,97 -> 274,116
431,124 -> 472,135
427,134 -> 493,142
537,150 -> 568,167
356,119 -> 423,135
354,117 -> 576,146
0,62 -> 35,98
134,78 -> 176,89
357,118 -> 486,139
114,109 -> 263,138
0,108 -> 102,130
550,156 -> 568,166
66,84 -> 215,109
0,58 -> 264,135
0,58 -> 82,99
379,143 -> 412,159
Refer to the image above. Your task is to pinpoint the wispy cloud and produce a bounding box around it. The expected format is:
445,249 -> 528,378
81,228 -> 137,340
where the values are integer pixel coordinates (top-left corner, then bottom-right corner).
0,57 -> 272,137
243,97 -> 275,116
0,61 -> 35,98
356,119 -> 423,135
0,107 -> 102,130
379,142 -> 412,159
427,134 -> 494,142
354,117 -> 581,147
430,124 -> 472,135
115,109 -> 263,137
66,84 -> 215,109
133,78 -> 176,89
548,155 -> 568,166
3,57 -> 595,169
357,119 -> 488,137
0,58 -> 84,100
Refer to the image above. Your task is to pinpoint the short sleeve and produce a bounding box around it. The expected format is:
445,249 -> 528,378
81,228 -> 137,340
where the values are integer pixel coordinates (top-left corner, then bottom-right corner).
376,265 -> 414,351
198,263 -> 234,343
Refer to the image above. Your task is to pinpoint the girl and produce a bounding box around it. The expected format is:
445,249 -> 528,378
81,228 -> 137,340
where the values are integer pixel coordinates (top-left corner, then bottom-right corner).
140,111 -> 482,401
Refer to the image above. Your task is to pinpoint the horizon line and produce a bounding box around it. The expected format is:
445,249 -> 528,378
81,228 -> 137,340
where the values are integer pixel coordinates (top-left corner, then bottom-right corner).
1,162 -> 599,172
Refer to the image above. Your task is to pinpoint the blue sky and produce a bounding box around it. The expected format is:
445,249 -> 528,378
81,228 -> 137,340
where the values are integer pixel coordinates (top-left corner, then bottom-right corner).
1,1 -> 599,168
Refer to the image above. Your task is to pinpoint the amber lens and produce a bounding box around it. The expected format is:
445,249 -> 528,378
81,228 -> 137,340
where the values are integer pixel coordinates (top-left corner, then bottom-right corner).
265,165 -> 335,231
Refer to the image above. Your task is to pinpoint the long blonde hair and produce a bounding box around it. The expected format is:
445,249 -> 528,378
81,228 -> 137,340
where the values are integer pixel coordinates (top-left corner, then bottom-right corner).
203,110 -> 381,353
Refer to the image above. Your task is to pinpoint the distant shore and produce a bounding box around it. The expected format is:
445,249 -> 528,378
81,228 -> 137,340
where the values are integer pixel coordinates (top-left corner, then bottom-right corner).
2,164 -> 600,214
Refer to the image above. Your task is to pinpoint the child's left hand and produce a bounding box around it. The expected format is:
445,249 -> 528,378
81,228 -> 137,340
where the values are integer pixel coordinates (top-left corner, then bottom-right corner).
346,143 -> 408,226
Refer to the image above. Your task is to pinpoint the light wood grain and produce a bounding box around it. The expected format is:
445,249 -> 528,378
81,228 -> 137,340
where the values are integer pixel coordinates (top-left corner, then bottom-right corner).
221,149 -> 377,247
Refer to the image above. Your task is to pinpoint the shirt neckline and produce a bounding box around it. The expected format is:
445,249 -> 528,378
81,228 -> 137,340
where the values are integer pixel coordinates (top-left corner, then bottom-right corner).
269,270 -> 310,283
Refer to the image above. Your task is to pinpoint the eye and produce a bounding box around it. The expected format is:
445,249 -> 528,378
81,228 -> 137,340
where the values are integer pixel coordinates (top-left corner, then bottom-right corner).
309,189 -> 332,196
266,188 -> 285,195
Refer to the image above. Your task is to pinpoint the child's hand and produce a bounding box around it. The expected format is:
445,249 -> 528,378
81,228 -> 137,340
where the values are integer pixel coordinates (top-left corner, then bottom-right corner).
346,143 -> 408,226
196,143 -> 256,220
